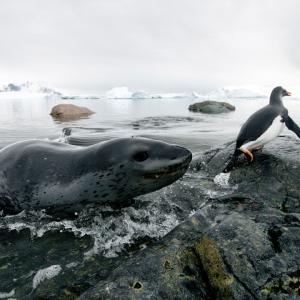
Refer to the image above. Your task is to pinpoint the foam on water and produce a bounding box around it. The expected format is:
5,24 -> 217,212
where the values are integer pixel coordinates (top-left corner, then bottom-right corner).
0,289 -> 15,299
214,172 -> 231,188
0,204 -> 179,258
32,265 -> 62,290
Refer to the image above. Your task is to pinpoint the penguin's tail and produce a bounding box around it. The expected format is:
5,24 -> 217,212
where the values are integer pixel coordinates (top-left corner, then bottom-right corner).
223,149 -> 240,173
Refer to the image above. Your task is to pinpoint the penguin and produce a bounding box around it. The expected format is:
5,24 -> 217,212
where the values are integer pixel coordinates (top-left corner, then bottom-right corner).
223,86 -> 300,172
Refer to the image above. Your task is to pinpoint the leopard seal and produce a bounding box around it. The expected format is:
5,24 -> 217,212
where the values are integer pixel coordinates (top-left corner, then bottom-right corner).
0,137 -> 192,215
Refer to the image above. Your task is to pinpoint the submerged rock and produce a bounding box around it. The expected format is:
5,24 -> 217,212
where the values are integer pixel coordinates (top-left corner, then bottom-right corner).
50,104 -> 94,120
188,100 -> 235,114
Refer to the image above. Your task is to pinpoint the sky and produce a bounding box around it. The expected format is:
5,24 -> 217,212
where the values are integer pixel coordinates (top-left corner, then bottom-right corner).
0,0 -> 300,94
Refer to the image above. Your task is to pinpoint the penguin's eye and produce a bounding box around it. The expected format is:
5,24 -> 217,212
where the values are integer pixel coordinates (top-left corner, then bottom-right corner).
133,151 -> 149,162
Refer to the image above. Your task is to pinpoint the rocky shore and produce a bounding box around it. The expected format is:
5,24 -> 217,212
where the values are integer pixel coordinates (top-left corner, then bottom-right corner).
1,136 -> 300,299
81,135 -> 300,299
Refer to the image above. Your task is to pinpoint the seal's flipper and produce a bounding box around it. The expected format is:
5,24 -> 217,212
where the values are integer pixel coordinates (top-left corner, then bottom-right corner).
284,116 -> 300,138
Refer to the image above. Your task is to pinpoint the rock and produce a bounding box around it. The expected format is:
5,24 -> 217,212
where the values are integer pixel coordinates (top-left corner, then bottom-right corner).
80,136 -> 300,299
188,101 -> 235,114
50,104 -> 94,120
195,135 -> 300,213
2,136 -> 300,299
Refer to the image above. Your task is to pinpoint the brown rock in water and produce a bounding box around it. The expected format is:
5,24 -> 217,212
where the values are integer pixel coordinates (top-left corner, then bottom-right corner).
50,104 -> 94,120
189,101 -> 235,114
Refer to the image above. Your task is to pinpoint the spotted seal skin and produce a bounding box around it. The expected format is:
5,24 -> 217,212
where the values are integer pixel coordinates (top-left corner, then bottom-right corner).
0,137 -> 192,215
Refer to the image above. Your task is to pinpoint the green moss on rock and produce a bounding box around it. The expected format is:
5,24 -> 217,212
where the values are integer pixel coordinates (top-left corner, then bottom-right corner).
195,235 -> 234,299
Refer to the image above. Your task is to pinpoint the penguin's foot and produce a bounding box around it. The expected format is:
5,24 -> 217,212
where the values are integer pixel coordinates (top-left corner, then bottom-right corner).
240,148 -> 253,162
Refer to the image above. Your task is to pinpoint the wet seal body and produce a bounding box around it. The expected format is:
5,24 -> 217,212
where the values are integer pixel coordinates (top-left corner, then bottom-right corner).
224,86 -> 300,172
0,138 -> 192,215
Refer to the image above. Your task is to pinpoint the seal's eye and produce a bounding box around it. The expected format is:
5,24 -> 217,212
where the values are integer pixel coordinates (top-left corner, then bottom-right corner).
133,151 -> 149,162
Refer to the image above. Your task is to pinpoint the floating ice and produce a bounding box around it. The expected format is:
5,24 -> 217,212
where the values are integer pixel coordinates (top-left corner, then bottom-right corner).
32,265 -> 62,290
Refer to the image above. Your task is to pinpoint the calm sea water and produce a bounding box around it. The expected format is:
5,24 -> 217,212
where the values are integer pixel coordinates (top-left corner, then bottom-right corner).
0,95 -> 300,152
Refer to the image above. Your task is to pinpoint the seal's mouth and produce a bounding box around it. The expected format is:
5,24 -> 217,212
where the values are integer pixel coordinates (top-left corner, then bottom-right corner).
143,155 -> 192,180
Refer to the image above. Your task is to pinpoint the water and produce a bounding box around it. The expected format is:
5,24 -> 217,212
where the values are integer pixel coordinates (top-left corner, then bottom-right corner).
1,94 -> 300,297
1,95 -> 300,150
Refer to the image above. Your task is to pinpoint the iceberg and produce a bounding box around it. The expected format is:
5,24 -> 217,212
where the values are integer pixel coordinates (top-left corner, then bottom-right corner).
150,92 -> 193,99
131,90 -> 150,99
104,87 -> 200,100
200,86 -> 267,100
105,87 -> 133,99
61,94 -> 100,100
0,81 -> 61,96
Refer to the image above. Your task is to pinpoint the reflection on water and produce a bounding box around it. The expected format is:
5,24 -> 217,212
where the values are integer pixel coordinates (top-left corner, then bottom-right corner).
0,95 -> 300,151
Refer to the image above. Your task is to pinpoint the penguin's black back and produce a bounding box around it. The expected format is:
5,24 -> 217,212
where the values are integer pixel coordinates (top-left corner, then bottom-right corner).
236,104 -> 284,149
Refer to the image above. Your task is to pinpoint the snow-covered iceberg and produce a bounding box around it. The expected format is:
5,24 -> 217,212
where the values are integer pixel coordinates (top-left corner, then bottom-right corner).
105,87 -> 133,99
0,81 -> 61,97
104,87 -> 203,100
61,95 -> 100,100
200,86 -> 267,100
131,90 -> 150,99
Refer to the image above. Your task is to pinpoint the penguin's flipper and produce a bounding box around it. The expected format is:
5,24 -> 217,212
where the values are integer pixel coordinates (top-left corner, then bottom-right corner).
284,115 -> 300,138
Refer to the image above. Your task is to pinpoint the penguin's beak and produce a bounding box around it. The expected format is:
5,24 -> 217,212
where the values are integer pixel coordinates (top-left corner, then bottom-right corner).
286,91 -> 292,96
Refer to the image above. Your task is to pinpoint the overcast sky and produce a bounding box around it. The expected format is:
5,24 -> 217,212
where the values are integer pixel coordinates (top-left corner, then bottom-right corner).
0,0 -> 300,93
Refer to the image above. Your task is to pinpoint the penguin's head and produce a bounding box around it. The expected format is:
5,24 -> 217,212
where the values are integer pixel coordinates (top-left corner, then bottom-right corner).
270,86 -> 291,105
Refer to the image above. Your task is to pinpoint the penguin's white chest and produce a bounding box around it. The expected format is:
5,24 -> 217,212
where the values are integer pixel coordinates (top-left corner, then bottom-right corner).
240,116 -> 285,151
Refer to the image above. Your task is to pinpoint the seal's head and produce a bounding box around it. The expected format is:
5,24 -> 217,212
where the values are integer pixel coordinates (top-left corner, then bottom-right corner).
92,137 -> 192,203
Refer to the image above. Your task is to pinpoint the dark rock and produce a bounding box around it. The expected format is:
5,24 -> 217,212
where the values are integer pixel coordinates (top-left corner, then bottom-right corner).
2,136 -> 300,299
80,136 -> 300,299
194,135 -> 300,213
189,101 -> 235,114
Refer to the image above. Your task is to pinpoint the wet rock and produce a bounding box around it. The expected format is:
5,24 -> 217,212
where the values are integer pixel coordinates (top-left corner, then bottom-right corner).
50,104 -> 94,120
80,136 -> 300,299
2,136 -> 300,299
194,135 -> 300,213
188,101 -> 235,114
